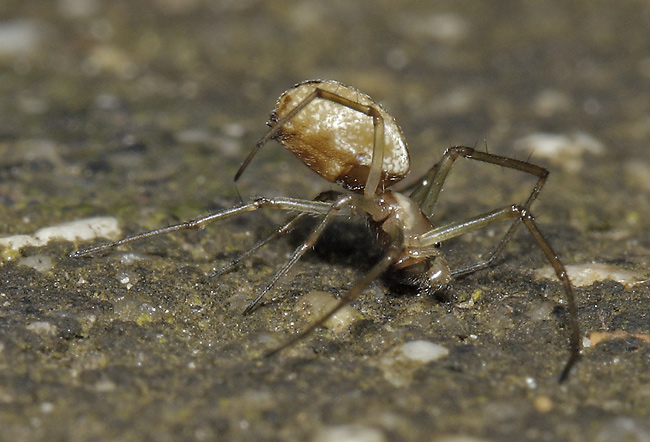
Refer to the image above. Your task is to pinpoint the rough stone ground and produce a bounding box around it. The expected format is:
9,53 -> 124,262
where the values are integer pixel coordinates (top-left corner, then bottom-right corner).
1,1 -> 649,441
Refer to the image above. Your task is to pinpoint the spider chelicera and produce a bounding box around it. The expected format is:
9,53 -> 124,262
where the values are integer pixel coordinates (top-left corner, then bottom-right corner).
72,79 -> 580,381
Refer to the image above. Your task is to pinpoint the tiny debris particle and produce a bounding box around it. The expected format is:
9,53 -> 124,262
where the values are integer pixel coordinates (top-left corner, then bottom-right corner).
117,271 -> 139,289
588,330 -> 650,347
535,262 -> 647,288
532,89 -> 572,117
525,377 -> 537,390
136,314 -> 153,326
398,340 -> 449,363
40,402 -> 55,414
533,395 -> 554,413
17,254 -> 53,272
378,340 -> 450,387
313,424 -> 386,442
93,378 -> 117,393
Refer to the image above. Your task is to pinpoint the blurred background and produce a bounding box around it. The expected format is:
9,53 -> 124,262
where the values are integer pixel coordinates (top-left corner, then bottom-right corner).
1,1 -> 649,441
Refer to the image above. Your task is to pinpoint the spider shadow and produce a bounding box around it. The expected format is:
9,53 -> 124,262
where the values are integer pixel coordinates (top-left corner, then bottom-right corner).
290,215 -> 381,269
288,216 -> 454,303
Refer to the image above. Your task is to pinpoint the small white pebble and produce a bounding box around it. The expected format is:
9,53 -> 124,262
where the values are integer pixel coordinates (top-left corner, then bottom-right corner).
17,254 -> 53,272
532,89 -> 572,117
26,321 -> 57,336
117,272 -> 132,285
398,340 -> 449,363
40,402 -> 55,414
33,217 -> 121,243
525,377 -> 537,390
0,20 -> 43,56
378,340 -> 450,387
0,217 -> 121,258
222,122 -> 245,138
513,131 -> 605,172
313,424 -> 386,442
300,291 -> 361,334
119,252 -> 145,265
397,12 -> 469,43
535,263 -> 647,288
94,379 -> 116,393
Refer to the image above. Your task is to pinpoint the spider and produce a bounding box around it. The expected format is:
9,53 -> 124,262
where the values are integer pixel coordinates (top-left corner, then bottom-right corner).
72,79 -> 580,381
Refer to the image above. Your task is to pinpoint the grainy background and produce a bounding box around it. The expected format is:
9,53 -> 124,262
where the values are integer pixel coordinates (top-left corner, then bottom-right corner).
1,1 -> 649,441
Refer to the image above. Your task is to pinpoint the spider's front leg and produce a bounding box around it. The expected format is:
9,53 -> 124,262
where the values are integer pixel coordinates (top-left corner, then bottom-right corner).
410,146 -> 549,276
417,204 -> 580,382
70,197 -> 335,258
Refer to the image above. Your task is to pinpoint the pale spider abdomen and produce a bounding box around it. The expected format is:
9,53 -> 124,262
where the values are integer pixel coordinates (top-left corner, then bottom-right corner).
270,80 -> 410,193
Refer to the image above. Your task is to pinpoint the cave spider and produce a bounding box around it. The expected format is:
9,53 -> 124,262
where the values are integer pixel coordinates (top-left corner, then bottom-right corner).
72,79 -> 580,381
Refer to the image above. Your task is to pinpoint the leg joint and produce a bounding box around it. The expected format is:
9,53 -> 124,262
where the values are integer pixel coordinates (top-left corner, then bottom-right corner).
252,196 -> 271,208
444,145 -> 473,159
332,194 -> 354,210
510,204 -> 534,220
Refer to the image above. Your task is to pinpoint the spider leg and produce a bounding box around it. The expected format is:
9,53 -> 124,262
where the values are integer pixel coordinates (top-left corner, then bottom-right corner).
235,88 -> 321,182
209,213 -> 307,278
411,145 -> 548,216
210,191 -> 344,278
242,194 -> 354,315
411,145 -> 550,278
417,204 -> 580,382
69,197 -> 336,258
235,88 -> 386,197
264,228 -> 405,358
